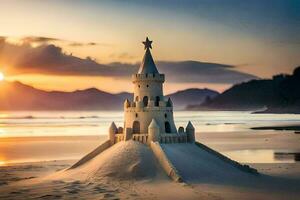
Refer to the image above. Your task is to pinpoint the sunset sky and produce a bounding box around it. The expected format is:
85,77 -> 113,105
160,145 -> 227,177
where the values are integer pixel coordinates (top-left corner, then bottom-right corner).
0,0 -> 299,94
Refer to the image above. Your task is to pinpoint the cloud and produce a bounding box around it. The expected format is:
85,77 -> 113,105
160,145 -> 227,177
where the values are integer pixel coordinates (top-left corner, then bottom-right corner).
21,36 -> 61,44
0,35 -> 107,48
0,39 -> 257,84
109,52 -> 137,60
68,42 -> 99,47
107,61 -> 257,84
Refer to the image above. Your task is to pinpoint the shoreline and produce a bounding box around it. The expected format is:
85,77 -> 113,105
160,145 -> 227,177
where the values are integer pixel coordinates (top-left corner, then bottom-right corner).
1,129 -> 300,165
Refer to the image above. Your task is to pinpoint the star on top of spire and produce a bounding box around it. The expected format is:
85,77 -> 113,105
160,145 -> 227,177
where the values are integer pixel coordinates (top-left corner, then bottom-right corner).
142,37 -> 152,50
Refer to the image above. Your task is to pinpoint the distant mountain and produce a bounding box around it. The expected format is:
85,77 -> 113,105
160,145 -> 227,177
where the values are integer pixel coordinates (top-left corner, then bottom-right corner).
166,88 -> 219,110
115,92 -> 133,102
0,81 -> 218,111
0,81 -> 123,110
187,66 -> 300,114
115,88 -> 219,110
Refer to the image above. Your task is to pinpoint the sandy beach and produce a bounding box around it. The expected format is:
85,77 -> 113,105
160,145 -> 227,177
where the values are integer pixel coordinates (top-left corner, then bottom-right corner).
1,160 -> 300,199
1,129 -> 299,200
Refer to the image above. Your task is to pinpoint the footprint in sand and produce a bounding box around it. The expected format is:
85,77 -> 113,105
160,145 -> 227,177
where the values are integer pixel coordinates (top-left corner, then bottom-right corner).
39,194 -> 62,199
93,186 -> 107,192
67,188 -> 80,194
103,193 -> 119,199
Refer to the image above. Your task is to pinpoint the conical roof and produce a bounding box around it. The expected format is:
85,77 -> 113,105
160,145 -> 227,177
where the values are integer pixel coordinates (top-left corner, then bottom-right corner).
149,119 -> 160,129
186,121 -> 195,130
138,37 -> 159,74
109,122 -> 118,132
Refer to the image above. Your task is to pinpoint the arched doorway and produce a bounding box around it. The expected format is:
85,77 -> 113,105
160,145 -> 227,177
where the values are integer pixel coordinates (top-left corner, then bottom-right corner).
155,96 -> 160,107
143,96 -> 148,107
165,121 -> 171,133
132,121 -> 140,134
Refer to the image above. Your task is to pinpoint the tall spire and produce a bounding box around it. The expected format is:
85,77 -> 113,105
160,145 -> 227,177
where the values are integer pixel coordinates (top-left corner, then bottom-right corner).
138,37 -> 159,74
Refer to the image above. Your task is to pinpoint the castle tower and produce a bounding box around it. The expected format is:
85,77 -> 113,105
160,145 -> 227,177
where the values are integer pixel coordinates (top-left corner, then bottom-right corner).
109,37 -> 195,144
124,37 -> 177,135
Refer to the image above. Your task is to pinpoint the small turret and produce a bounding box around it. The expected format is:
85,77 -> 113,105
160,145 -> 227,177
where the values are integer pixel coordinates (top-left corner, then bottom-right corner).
109,122 -> 118,145
166,98 -> 173,107
148,119 -> 160,144
186,121 -> 195,143
178,126 -> 184,133
124,99 -> 130,108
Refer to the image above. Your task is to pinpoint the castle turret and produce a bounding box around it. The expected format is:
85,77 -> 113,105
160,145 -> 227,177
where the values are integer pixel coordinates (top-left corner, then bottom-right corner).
167,98 -> 173,107
132,37 -> 165,107
148,119 -> 160,143
124,99 -> 130,109
109,122 -> 118,145
186,121 -> 195,143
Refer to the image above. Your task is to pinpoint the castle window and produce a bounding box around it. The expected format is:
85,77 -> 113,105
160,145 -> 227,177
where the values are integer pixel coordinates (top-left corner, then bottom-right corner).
143,96 -> 148,107
146,85 -> 149,88
135,113 -> 138,118
146,73 -> 148,78
138,85 -> 140,88
155,96 -> 160,107
132,121 -> 140,134
164,113 -> 167,118
165,121 -> 171,133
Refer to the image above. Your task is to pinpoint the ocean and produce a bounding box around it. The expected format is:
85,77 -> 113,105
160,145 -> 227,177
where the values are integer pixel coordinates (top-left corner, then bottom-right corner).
1,110 -> 300,137
0,111 -> 300,165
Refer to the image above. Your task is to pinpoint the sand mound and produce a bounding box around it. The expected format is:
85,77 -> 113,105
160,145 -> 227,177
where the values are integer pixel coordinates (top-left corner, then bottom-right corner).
161,143 -> 257,185
3,141 -> 300,200
54,140 -> 166,181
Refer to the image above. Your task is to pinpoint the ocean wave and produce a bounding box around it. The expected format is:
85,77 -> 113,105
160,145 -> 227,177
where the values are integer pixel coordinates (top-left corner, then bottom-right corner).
0,115 -> 35,120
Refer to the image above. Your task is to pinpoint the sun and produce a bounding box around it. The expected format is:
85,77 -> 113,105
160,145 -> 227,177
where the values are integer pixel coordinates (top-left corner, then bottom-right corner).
0,72 -> 4,81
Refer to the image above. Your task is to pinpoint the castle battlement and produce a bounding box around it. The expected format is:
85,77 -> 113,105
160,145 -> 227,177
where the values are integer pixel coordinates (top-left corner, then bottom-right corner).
124,106 -> 173,112
124,99 -> 172,110
132,73 -> 165,83
110,122 -> 195,145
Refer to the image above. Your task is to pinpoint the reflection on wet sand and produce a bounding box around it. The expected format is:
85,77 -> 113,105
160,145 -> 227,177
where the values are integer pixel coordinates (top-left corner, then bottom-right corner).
223,150 -> 300,163
275,152 -> 300,162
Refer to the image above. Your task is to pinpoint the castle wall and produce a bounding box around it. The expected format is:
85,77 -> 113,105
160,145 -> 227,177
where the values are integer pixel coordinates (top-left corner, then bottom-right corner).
124,103 -> 177,134
124,73 -> 177,134
132,74 -> 165,102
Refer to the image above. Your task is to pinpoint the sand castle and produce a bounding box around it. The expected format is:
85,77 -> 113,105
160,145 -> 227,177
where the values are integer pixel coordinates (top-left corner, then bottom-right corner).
109,37 -> 195,145
69,38 -> 258,183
